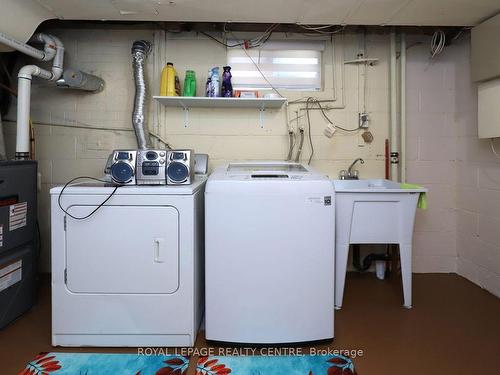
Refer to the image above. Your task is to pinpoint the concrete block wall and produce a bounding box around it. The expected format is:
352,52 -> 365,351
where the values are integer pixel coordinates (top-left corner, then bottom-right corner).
4,27 -> 498,296
407,35 -> 500,297
406,37 -> 459,274
3,28 -> 391,271
453,44 -> 500,298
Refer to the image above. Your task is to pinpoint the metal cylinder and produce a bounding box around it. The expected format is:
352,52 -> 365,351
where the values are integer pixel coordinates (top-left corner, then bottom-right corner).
131,40 -> 152,150
62,69 -> 105,92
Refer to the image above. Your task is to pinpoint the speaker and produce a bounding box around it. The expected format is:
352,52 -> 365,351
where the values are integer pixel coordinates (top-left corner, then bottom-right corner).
166,150 -> 194,185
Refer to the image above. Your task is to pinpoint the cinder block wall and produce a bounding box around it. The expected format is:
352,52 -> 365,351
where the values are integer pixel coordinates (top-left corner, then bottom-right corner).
406,35 -> 500,297
5,28 -> 498,297
4,28 -> 391,271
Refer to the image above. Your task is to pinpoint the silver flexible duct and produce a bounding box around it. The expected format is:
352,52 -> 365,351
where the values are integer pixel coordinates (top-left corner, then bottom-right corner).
131,40 -> 152,150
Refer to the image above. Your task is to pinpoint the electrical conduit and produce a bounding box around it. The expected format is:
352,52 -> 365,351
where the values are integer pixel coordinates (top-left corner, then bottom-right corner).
390,31 -> 399,181
400,33 -> 407,182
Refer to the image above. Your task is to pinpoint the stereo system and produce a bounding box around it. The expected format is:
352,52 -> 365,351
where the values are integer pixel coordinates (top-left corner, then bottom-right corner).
105,149 -> 202,186
136,149 -> 167,185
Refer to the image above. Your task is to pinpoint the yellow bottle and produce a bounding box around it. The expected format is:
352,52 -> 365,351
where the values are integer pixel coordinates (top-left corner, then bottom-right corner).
160,62 -> 176,96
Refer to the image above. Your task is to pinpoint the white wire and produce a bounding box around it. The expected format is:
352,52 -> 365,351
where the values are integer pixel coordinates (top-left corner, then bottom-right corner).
296,24 -> 345,34
490,138 -> 500,159
430,30 -> 445,58
230,32 -> 284,98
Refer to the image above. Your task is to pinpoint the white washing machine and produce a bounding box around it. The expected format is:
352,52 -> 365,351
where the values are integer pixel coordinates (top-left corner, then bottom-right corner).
205,162 -> 335,344
50,177 -> 206,347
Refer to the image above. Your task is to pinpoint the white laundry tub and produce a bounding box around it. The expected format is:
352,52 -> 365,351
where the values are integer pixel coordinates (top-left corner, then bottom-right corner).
333,179 -> 427,309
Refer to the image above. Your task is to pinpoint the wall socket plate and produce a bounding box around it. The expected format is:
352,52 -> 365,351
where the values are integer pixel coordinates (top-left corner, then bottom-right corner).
359,113 -> 370,128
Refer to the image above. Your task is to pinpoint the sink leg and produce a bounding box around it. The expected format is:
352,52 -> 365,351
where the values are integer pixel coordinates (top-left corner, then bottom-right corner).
399,243 -> 412,308
335,241 -> 350,309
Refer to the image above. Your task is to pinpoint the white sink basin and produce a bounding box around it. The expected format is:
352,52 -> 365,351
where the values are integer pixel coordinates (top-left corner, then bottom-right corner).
333,179 -> 426,193
332,178 -> 427,309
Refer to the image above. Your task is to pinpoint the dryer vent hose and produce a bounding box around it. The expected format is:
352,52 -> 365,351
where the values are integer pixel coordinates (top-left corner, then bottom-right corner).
131,40 -> 152,150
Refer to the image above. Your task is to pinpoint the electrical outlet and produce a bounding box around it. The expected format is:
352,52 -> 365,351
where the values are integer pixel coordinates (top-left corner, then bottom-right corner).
359,113 -> 369,128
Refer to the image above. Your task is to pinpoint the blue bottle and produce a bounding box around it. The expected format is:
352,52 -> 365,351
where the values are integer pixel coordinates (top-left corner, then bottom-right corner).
205,69 -> 212,97
221,66 -> 233,97
210,67 -> 220,97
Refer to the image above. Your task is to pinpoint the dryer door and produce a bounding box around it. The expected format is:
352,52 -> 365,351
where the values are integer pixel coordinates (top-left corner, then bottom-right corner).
65,205 -> 179,294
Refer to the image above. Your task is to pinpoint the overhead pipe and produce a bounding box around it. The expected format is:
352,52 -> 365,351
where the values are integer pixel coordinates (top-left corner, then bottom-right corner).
14,34 -> 64,159
0,32 -> 52,61
389,31 -> 399,181
131,40 -> 152,150
400,33 -> 407,182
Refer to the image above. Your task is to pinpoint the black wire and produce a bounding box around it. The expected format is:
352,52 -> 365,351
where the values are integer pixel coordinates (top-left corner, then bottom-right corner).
58,176 -> 119,220
35,220 -> 41,260
199,31 -> 246,48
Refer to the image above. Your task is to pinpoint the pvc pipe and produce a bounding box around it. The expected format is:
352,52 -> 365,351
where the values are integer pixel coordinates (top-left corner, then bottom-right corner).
11,34 -> 64,159
0,32 -> 46,60
390,31 -> 399,181
400,33 -> 407,183
31,33 -> 56,61
16,75 -> 32,158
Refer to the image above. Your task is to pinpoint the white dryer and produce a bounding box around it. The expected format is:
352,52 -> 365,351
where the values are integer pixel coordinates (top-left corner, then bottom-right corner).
205,162 -> 335,344
50,177 -> 206,347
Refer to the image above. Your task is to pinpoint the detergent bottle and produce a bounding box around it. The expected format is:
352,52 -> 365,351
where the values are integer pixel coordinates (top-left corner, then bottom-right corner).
160,62 -> 176,96
183,70 -> 196,97
205,70 -> 212,97
210,67 -> 220,97
221,66 -> 233,97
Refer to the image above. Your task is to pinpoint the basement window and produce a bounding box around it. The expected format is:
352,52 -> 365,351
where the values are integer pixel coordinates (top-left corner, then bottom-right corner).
227,40 -> 325,91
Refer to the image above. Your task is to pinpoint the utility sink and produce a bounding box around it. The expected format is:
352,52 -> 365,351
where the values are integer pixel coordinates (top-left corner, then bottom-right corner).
333,179 -> 424,193
332,178 -> 427,310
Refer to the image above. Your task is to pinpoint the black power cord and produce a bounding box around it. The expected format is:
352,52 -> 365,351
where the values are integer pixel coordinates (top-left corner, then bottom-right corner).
58,176 -> 119,220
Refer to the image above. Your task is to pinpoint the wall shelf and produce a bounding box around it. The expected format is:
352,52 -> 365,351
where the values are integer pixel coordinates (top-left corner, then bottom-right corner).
153,96 -> 287,128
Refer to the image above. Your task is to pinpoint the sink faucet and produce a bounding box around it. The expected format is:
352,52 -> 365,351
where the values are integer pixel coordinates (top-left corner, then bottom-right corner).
339,158 -> 365,180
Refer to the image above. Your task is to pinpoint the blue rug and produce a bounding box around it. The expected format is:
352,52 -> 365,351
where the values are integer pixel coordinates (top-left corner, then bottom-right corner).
19,352 -> 189,374
195,355 -> 357,375
19,353 -> 357,374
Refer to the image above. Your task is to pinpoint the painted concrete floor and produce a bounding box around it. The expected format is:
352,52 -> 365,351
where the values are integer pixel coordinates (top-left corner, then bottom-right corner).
1,273 -> 499,374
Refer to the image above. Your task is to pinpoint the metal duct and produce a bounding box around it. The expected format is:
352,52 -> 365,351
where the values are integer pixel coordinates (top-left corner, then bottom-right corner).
131,40 -> 152,150
57,68 -> 105,92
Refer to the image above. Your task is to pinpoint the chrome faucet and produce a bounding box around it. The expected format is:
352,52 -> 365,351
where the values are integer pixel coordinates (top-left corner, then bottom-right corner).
339,158 -> 365,180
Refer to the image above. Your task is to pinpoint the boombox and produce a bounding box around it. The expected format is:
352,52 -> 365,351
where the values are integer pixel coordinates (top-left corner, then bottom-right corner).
105,149 -> 199,186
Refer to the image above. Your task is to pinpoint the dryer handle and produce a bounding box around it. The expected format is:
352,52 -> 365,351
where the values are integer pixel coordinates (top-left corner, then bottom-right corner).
154,238 -> 166,263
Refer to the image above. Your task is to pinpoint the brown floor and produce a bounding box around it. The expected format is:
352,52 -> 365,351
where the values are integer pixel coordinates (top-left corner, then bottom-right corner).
1,273 -> 499,374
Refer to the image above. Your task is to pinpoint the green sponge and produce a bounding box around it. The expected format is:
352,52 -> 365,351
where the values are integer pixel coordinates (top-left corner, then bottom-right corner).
400,183 -> 427,209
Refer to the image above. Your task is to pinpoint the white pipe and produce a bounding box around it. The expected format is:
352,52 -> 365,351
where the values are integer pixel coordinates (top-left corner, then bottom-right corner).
400,33 -> 407,182
16,66 -> 52,158
31,33 -> 57,61
8,33 -> 64,159
390,31 -> 399,181
0,32 -> 54,61
49,35 -> 64,79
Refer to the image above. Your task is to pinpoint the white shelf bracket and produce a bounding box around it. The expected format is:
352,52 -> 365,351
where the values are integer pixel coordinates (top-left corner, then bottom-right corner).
259,107 -> 265,128
182,107 -> 189,128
